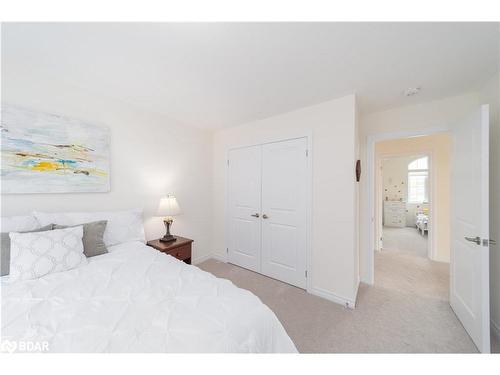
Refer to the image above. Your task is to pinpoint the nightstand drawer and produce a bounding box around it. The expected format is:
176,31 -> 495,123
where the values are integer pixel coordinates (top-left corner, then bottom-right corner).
147,236 -> 193,264
167,245 -> 191,261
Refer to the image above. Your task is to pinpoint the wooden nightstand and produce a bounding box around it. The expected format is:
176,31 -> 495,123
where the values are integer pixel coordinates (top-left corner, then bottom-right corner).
147,236 -> 193,264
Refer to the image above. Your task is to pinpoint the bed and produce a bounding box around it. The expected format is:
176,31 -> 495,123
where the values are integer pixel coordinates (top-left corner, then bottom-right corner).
1,239 -> 297,353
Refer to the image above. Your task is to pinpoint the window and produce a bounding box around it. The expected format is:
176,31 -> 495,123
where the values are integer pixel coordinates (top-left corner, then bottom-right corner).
408,156 -> 429,203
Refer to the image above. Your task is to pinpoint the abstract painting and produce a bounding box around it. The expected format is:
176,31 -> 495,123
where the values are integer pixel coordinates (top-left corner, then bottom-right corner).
1,104 -> 110,193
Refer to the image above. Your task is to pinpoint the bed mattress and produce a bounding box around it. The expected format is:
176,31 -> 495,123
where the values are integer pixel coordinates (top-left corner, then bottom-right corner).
1,241 -> 296,353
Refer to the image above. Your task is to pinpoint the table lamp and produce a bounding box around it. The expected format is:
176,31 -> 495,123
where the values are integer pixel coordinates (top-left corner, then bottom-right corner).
157,194 -> 181,242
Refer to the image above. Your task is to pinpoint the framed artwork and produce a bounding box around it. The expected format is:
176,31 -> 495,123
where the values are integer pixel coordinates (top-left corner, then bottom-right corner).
1,104 -> 110,193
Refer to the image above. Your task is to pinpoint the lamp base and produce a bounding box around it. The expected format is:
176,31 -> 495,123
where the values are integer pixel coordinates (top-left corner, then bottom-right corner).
160,234 -> 176,243
160,217 -> 176,242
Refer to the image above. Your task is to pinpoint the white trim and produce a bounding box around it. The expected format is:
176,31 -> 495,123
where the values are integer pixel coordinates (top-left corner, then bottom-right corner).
192,253 -> 212,265
491,319 -> 500,342
353,279 -> 360,307
211,253 -> 228,263
224,132 -> 313,293
364,126 -> 450,285
310,287 -> 356,309
480,104 -> 491,353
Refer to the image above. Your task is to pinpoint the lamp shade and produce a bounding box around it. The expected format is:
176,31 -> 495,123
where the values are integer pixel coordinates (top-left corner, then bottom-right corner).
157,195 -> 181,217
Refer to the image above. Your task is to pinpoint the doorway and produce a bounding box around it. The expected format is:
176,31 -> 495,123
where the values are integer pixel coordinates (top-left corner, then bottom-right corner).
379,153 -> 432,260
364,105 -> 491,353
373,134 -> 451,289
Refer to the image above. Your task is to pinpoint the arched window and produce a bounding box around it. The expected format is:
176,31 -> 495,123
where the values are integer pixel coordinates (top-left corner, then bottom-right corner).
408,156 -> 429,203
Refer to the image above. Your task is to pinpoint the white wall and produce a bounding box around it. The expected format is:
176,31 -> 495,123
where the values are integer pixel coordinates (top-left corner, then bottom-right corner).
1,68 -> 214,264
478,73 -> 500,336
381,155 -> 417,203
359,92 -> 482,282
212,95 -> 360,306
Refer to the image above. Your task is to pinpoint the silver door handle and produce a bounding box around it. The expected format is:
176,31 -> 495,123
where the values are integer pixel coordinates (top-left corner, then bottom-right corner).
483,239 -> 497,246
465,236 -> 481,245
262,214 -> 269,219
251,213 -> 260,218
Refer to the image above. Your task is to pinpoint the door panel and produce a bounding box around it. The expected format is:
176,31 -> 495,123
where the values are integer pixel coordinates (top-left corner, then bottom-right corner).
261,138 -> 308,288
227,145 -> 262,272
450,104 -> 490,353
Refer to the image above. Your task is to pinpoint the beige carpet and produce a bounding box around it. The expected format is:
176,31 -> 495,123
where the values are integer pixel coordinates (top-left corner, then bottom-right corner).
198,251 -> 479,353
382,226 -> 428,258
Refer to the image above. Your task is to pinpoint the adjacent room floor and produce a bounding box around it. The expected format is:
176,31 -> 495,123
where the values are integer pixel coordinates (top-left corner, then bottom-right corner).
199,250 -> 478,353
382,226 -> 428,258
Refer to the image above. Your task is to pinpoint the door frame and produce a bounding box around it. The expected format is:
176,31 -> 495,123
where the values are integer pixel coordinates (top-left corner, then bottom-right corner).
376,151 -> 435,260
365,126 -> 449,285
224,132 -> 313,292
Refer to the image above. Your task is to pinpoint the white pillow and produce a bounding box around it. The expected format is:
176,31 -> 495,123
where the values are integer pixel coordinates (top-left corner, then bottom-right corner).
33,209 -> 146,247
1,215 -> 39,232
9,226 -> 87,283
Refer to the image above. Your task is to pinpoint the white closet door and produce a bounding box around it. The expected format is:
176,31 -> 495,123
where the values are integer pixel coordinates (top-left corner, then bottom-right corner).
261,138 -> 308,288
227,145 -> 262,272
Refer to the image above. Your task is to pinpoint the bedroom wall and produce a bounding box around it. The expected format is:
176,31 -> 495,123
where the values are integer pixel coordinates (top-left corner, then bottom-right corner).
1,67 -> 214,264
381,155 -> 415,203
359,92 -> 482,282
376,134 -> 451,263
212,94 -> 360,306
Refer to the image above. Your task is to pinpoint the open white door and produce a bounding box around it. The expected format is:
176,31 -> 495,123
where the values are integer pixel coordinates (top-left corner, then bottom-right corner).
450,104 -> 490,353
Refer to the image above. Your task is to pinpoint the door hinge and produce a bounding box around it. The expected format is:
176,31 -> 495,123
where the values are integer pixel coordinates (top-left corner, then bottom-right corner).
305,270 -> 308,278
305,149 -> 308,157
227,159 -> 229,166
226,248 -> 229,253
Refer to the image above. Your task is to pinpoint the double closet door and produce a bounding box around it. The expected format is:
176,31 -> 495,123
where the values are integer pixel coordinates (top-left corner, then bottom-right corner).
227,137 -> 308,289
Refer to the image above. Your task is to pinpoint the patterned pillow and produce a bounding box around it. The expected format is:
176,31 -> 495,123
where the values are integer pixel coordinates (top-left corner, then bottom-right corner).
1,224 -> 54,277
9,226 -> 87,283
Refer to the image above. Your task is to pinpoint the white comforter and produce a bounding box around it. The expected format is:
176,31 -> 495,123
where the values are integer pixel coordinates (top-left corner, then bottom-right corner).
1,241 -> 296,353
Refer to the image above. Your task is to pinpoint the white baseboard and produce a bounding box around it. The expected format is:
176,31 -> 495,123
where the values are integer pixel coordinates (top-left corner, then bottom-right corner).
192,254 -> 212,265
199,254 -> 357,309
309,286 -> 356,309
360,274 -> 374,286
193,253 -> 227,265
492,319 -> 500,341
211,253 -> 227,263
353,280 -> 360,306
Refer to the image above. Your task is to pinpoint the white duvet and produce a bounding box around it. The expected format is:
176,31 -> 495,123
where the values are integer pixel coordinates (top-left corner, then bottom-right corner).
1,241 -> 297,353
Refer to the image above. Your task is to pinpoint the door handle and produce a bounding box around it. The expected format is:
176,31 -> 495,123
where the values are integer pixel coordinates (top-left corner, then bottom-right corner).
464,236 -> 481,245
251,213 -> 260,218
262,214 -> 269,219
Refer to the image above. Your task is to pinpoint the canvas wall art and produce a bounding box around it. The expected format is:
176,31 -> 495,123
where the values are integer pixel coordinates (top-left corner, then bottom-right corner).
1,104 -> 110,193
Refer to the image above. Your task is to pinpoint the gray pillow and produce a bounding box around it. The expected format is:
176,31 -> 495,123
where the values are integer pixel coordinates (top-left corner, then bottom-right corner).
53,220 -> 108,258
1,224 -> 54,276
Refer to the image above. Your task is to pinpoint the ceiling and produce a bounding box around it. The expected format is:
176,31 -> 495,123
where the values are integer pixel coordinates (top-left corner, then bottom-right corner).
2,23 -> 498,129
